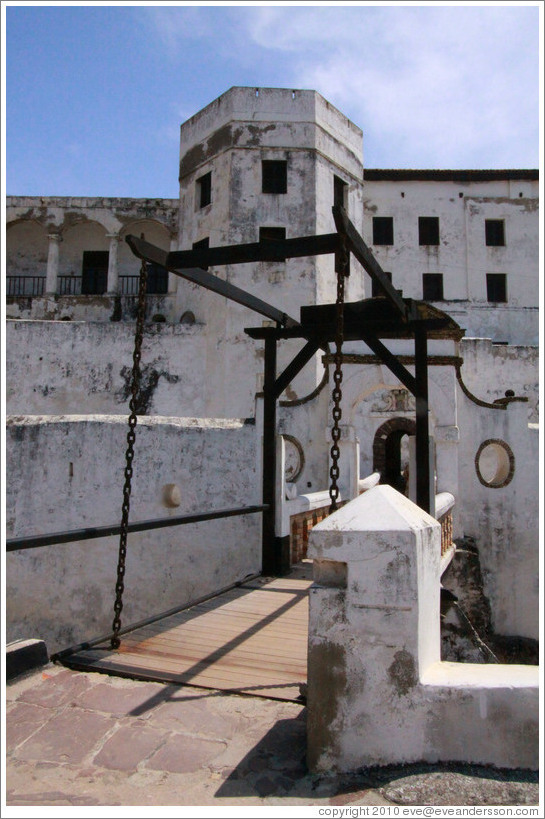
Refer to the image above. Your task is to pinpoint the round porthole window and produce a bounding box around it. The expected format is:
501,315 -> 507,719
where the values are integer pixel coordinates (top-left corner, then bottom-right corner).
475,439 -> 514,488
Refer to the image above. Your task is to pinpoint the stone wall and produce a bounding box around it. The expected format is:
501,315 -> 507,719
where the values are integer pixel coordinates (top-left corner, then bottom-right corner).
307,486 -> 538,772
6,415 -> 261,654
456,396 -> 539,640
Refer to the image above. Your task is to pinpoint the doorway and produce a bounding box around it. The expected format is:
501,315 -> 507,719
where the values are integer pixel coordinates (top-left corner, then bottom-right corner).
373,417 -> 416,494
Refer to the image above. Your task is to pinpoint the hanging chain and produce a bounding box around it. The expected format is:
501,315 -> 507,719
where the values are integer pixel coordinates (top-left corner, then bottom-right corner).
110,255 -> 148,649
329,239 -> 350,514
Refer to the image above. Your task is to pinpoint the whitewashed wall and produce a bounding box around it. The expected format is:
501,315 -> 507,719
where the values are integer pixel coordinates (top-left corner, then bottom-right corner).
362,177 -> 539,345
6,415 -> 261,654
456,396 -> 538,640
459,338 -> 539,422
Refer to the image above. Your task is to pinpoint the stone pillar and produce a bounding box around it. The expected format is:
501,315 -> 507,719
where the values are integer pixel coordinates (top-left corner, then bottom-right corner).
306,484 -> 538,772
106,234 -> 120,295
307,485 -> 441,772
46,233 -> 61,295
168,234 -> 179,293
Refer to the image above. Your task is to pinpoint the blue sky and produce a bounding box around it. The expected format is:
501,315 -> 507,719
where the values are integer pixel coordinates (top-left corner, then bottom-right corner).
4,2 -> 541,198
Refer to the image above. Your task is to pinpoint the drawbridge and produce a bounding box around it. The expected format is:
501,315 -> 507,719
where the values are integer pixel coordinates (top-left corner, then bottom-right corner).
8,207 -> 454,699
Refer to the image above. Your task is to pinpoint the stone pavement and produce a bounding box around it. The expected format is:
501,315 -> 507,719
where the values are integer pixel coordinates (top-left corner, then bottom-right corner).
5,664 -> 539,809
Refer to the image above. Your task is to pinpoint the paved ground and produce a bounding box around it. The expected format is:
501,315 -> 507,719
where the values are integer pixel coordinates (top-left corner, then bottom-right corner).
5,663 -> 539,809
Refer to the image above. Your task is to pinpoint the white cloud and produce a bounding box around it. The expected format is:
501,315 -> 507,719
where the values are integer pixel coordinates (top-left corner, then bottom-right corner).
244,5 -> 539,167
140,3 -> 539,168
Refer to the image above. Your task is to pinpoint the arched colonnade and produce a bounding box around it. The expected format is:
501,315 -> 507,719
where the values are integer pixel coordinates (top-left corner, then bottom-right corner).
6,214 -> 177,297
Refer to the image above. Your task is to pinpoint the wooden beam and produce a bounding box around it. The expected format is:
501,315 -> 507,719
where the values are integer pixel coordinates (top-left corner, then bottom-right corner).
360,333 -> 417,395
414,327 -> 431,513
273,340 -> 323,399
125,235 -> 299,328
332,206 -> 412,321
166,233 -> 340,269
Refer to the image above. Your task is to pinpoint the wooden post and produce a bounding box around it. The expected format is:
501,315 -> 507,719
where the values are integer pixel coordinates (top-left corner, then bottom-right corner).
262,337 -> 286,574
414,327 -> 431,513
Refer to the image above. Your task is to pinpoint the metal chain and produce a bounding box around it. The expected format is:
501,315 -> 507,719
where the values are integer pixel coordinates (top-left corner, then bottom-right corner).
329,241 -> 350,513
110,256 -> 148,649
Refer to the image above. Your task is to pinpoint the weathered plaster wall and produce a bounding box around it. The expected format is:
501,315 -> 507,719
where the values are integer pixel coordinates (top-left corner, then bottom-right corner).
362,177 -> 539,345
459,338 -> 539,422
6,319 -> 210,417
176,86 -> 367,416
456,396 -> 538,640
5,220 -> 48,277
6,415 -> 261,654
307,487 -> 538,772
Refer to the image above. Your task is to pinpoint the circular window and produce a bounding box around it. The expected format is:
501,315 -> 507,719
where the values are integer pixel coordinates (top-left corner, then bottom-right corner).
475,439 -> 514,488
283,435 -> 305,483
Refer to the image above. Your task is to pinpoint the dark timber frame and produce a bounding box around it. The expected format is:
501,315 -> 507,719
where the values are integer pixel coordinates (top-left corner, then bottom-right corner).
126,206 -> 447,576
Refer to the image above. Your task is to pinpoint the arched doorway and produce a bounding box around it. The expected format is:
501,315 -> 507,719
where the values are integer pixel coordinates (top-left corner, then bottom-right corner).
373,417 -> 416,494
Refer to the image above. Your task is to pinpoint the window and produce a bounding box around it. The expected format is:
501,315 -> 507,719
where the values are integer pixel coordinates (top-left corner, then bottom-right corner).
486,273 -> 507,303
192,237 -> 209,270
334,175 -> 348,209
372,271 -> 392,298
422,273 -> 444,301
146,262 -> 168,294
485,219 -> 505,246
81,251 -> 108,295
262,160 -> 287,194
373,217 -> 394,246
196,172 -> 211,208
418,217 -> 440,246
259,226 -> 286,243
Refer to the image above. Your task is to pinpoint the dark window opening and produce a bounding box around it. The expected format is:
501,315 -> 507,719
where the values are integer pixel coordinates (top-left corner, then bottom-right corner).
372,270 -> 392,298
146,262 -> 168,294
81,251 -> 108,295
262,160 -> 287,194
422,273 -> 444,301
487,273 -> 507,303
334,175 -> 348,209
418,217 -> 440,246
485,219 -> 505,246
192,237 -> 210,271
373,217 -> 394,246
259,226 -> 286,242
197,172 -> 212,208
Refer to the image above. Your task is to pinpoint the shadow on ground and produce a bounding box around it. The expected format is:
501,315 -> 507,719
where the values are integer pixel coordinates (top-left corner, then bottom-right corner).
216,713 -> 539,806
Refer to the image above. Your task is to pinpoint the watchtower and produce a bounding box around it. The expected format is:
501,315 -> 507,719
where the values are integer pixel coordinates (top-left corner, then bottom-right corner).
176,87 -> 366,415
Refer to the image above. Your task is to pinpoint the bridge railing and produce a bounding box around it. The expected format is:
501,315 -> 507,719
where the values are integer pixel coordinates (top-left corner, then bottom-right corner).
435,491 -> 455,558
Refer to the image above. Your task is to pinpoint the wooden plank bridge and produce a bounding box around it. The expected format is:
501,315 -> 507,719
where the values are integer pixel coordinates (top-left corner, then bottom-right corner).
61,564 -> 312,702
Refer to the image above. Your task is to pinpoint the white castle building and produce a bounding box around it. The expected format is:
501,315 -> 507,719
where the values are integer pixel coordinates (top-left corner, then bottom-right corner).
6,87 -> 539,667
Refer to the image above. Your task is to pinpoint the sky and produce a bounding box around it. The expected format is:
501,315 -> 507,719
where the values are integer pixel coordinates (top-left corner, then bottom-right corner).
3,1 -> 542,199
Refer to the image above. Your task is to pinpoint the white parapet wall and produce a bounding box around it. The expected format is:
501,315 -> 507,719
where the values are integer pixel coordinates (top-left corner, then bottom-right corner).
6,414 -> 261,654
307,485 -> 538,772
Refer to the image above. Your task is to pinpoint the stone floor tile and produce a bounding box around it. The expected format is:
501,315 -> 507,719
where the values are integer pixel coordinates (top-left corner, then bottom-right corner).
92,721 -> 167,771
6,702 -> 52,749
15,707 -> 114,765
74,680 -> 170,718
144,732 -> 227,774
17,668 -> 97,708
149,694 -> 245,740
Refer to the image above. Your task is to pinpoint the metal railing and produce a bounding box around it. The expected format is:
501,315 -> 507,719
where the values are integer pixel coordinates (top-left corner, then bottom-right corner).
120,274 -> 169,296
6,504 -> 268,552
58,276 -> 83,296
6,276 -> 46,297
119,275 -> 140,296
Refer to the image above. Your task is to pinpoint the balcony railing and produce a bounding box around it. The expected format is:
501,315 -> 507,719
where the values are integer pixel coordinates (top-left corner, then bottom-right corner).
8,271 -> 168,299
435,492 -> 455,557
119,275 -> 140,296
6,276 -> 46,297
58,276 -> 83,296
